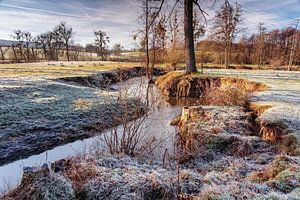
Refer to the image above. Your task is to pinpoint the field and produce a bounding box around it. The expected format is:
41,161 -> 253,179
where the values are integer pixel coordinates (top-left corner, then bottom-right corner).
0,62 -> 299,199
0,61 -> 142,78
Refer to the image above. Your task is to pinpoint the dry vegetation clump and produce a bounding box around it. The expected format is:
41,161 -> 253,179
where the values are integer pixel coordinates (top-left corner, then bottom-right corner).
249,103 -> 298,154
73,98 -> 94,110
248,156 -> 297,182
201,77 -> 268,106
52,158 -> 101,192
202,86 -> 249,106
3,164 -> 75,200
257,119 -> 298,154
249,103 -> 273,117
206,135 -> 255,157
156,72 -> 269,107
248,156 -> 300,194
174,106 -> 260,159
220,77 -> 269,93
5,155 -> 207,200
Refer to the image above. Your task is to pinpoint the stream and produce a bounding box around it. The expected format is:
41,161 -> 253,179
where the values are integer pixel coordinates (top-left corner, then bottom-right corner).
0,77 -> 182,194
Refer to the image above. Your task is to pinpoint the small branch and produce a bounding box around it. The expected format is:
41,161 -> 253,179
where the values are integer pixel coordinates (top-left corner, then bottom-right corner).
148,0 -> 166,29
193,0 -> 209,25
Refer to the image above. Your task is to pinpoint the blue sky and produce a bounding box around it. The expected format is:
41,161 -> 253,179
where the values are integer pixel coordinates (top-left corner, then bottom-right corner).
0,0 -> 299,48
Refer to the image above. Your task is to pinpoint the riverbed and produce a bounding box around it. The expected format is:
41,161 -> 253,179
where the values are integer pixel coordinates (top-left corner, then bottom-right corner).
0,76 -> 180,194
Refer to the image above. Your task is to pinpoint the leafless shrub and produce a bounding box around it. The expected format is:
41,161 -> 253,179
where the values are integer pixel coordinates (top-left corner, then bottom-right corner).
100,76 -> 166,157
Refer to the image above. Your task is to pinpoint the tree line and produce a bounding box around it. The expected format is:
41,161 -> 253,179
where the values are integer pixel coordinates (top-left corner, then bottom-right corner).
135,0 -> 299,75
1,0 -> 299,72
0,22 -> 119,63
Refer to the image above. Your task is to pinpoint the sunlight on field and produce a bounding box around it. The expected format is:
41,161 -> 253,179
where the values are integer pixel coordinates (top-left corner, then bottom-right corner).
0,61 -> 141,78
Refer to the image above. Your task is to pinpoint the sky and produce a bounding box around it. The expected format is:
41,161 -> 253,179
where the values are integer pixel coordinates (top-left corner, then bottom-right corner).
0,0 -> 299,49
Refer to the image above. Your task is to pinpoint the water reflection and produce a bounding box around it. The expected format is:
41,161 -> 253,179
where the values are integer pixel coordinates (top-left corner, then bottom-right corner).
0,77 -> 180,194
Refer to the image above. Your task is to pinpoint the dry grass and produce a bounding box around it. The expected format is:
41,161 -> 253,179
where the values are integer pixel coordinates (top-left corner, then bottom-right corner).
73,98 -> 94,111
220,77 -> 270,93
0,61 -> 142,79
248,156 -> 299,183
59,158 -> 100,191
249,103 -> 273,116
156,71 -> 269,107
203,87 -> 249,106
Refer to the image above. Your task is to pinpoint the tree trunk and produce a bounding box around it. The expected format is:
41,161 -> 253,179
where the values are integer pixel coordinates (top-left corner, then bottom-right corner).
151,33 -> 156,81
225,46 -> 229,69
145,0 -> 150,79
12,45 -> 18,62
43,47 -> 47,60
31,47 -> 36,62
184,0 -> 197,74
19,46 -> 25,62
26,46 -> 30,62
48,47 -> 56,61
66,42 -> 70,61
0,46 -> 4,60
288,19 -> 299,71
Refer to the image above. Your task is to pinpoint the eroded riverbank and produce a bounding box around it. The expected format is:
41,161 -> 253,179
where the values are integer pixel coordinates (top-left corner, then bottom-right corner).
1,69 -> 299,199
0,67 -> 165,166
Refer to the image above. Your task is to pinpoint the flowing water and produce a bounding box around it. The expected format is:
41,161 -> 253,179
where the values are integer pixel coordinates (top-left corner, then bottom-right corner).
0,77 -> 181,194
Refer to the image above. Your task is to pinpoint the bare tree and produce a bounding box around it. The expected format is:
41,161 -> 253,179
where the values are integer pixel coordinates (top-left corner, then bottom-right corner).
112,44 -> 123,56
0,46 -> 4,60
55,22 -> 74,61
288,19 -> 299,71
193,10 -> 206,43
22,32 -> 33,62
212,0 -> 242,69
35,33 -> 48,60
256,22 -> 267,69
12,30 -> 25,61
94,30 -> 110,60
140,0 -> 211,73
136,0 -> 163,80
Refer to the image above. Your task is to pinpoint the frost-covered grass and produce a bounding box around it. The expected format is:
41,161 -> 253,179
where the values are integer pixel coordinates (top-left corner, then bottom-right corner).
2,68 -> 300,199
206,69 -> 300,146
0,65 -> 148,165
0,80 -> 118,141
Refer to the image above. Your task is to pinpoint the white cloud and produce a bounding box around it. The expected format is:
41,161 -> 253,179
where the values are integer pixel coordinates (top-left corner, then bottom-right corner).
0,0 -> 139,48
0,0 -> 299,48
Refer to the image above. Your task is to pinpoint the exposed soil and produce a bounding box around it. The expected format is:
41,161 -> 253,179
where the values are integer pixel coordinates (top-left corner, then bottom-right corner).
155,71 -> 268,98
